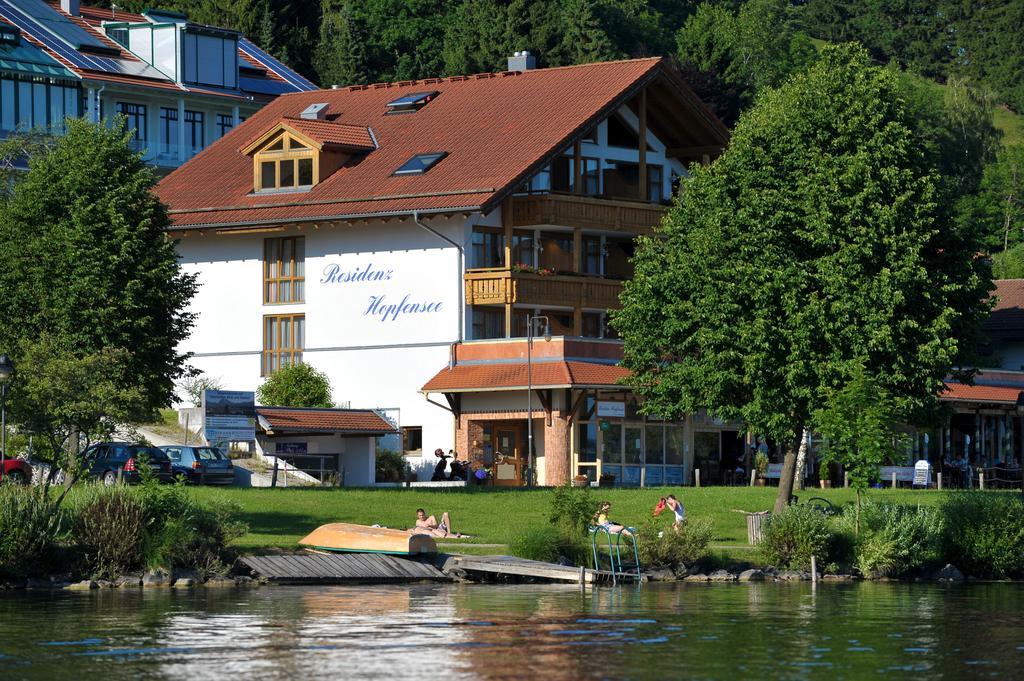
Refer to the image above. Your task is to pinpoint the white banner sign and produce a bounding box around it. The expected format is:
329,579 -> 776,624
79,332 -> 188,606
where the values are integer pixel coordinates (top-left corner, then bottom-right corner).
311,249 -> 457,347
597,401 -> 626,418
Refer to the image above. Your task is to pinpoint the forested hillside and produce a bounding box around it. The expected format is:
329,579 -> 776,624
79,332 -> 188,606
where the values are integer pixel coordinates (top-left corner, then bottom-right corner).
100,0 -> 1024,274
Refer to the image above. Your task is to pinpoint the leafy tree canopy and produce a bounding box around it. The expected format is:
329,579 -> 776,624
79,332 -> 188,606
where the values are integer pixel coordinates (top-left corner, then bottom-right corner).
256,363 -> 334,408
0,118 -> 196,426
7,334 -> 147,477
614,43 -> 991,479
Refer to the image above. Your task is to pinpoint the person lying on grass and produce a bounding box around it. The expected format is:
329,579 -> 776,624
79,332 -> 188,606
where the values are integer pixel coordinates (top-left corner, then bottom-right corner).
653,494 -> 686,528
593,501 -> 632,536
411,508 -> 469,538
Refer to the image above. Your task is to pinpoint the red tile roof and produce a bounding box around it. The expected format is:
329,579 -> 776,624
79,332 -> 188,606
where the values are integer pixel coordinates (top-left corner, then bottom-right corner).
421,360 -> 631,392
941,382 -> 1023,404
256,407 -> 396,434
280,118 -> 376,150
158,58 -> 729,228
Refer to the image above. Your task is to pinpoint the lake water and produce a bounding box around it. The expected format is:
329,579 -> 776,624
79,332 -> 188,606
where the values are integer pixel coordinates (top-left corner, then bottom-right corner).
1,582 -> 1022,680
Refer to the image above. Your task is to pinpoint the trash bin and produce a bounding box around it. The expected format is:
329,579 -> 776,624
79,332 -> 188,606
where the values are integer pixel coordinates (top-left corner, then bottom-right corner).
746,511 -> 769,545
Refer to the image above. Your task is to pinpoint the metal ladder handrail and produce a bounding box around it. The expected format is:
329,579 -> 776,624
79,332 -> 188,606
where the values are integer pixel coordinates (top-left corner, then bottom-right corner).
589,525 -> 642,585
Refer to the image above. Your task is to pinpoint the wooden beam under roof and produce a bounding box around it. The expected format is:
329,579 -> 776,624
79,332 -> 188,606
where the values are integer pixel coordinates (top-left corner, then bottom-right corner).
665,144 -> 726,158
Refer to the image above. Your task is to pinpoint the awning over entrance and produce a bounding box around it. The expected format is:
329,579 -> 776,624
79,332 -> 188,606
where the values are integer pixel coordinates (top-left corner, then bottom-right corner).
421,359 -> 630,393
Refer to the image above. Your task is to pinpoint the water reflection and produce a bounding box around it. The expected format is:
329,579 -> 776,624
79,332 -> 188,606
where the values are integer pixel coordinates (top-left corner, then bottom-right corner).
0,583 -> 1022,680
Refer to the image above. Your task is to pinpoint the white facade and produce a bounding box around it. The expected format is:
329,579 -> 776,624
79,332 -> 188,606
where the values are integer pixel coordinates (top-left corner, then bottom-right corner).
177,216 -> 468,477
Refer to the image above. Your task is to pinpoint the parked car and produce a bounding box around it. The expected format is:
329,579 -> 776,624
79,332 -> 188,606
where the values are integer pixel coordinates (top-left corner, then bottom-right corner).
81,443 -> 173,485
0,457 -> 32,484
160,445 -> 235,485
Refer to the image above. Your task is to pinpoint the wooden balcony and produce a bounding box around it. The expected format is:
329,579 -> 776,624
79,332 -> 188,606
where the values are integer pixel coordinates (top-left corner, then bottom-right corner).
465,268 -> 624,310
509,193 -> 667,234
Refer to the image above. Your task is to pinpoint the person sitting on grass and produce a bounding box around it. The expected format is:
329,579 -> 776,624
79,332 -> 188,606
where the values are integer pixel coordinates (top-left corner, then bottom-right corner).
593,501 -> 632,536
653,494 -> 685,528
412,508 -> 468,538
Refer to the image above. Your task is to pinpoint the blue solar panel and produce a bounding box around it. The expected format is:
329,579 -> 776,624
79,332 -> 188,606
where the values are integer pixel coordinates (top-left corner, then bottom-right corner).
239,75 -> 295,96
6,0 -> 111,51
0,1 -> 171,78
0,2 -> 100,70
238,39 -> 315,91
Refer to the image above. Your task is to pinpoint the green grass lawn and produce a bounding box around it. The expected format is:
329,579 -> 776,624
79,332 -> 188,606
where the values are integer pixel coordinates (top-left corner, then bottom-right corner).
189,485 -> 952,557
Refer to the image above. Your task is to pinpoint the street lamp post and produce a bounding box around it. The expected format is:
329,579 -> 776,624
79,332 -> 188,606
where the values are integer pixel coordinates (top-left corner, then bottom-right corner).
526,315 -> 551,487
0,354 -> 14,474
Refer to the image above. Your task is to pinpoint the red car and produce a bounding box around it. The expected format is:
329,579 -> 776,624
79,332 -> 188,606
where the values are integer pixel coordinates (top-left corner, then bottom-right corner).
0,457 -> 32,484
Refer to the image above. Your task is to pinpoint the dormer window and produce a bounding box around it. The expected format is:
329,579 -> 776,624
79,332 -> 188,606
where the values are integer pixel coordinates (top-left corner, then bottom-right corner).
254,131 -> 315,193
241,116 -> 376,195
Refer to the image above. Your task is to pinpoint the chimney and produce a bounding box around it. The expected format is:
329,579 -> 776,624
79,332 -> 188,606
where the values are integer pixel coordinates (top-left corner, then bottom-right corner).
61,0 -> 80,16
507,50 -> 537,72
300,103 -> 329,120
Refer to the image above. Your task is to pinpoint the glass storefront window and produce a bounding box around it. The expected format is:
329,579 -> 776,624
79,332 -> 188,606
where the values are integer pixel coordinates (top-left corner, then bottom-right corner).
622,466 -> 642,486
578,423 -> 597,463
601,423 -> 622,463
694,431 -> 720,480
625,426 -> 642,464
666,427 -> 685,465
645,424 -> 664,464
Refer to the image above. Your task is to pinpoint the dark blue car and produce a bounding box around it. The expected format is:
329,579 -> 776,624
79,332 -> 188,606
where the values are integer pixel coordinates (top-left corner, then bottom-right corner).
82,443 -> 173,485
160,445 -> 235,485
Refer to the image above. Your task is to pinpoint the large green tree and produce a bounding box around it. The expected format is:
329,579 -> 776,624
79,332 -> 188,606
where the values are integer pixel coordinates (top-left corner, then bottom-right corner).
614,44 -> 992,513
0,119 -> 196,466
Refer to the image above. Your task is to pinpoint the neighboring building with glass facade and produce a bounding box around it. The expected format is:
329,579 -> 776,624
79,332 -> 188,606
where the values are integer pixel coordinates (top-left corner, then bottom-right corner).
0,0 -> 313,170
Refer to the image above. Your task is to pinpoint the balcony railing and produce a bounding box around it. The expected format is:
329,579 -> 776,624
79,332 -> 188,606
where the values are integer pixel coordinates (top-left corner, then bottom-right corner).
465,268 -> 624,310
510,193 -> 667,234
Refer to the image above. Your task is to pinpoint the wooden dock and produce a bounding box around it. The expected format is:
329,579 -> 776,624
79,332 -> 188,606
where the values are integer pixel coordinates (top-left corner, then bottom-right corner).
240,552 -> 448,584
241,551 -> 640,586
441,554 -> 628,585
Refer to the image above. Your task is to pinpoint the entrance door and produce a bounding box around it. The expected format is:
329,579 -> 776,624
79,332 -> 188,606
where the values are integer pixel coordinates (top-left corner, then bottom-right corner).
493,426 -> 524,486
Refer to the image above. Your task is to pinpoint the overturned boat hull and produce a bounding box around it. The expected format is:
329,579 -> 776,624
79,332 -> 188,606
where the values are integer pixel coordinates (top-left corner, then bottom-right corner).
299,523 -> 437,555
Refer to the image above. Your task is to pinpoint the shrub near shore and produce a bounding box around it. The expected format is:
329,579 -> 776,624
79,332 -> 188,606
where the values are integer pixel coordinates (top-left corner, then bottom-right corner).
941,493 -> 1024,579
0,481 -> 246,582
757,495 -> 1023,579
0,485 -> 63,578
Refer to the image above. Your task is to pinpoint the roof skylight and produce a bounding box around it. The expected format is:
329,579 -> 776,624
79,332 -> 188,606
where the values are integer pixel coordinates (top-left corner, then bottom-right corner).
393,152 -> 447,175
385,91 -> 439,113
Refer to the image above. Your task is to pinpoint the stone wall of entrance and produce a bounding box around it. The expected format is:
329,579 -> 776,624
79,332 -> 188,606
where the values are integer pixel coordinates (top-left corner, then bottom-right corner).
454,409 -> 572,486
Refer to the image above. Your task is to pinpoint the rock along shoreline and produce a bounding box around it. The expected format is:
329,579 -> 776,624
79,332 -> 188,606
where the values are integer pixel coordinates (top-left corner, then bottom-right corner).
0,557 -> 995,590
